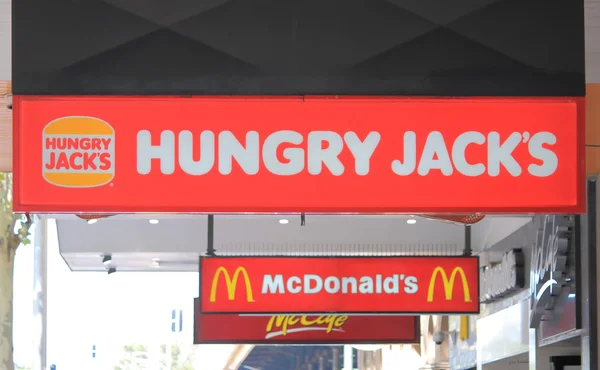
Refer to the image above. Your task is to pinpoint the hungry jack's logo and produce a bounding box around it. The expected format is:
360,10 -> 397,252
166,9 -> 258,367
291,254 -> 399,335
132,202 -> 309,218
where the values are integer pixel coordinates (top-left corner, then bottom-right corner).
42,116 -> 115,188
427,267 -> 471,303
210,267 -> 254,303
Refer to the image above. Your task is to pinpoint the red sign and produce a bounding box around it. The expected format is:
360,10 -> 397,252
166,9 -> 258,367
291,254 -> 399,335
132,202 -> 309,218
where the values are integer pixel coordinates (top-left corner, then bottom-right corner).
193,299 -> 419,344
13,96 -> 583,214
199,256 -> 479,314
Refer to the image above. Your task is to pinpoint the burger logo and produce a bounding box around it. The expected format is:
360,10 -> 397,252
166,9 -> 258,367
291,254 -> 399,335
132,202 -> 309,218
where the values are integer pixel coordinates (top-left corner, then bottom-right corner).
42,116 -> 115,188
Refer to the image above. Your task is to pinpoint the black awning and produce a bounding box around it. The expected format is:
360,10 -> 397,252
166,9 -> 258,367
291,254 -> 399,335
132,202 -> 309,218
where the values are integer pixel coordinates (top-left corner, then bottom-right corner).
12,0 -> 585,96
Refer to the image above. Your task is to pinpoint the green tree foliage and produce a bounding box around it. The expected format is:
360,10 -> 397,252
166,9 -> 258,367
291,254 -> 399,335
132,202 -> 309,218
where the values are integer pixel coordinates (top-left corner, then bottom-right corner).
160,343 -> 195,370
0,173 -> 33,370
115,342 -> 195,370
114,344 -> 148,370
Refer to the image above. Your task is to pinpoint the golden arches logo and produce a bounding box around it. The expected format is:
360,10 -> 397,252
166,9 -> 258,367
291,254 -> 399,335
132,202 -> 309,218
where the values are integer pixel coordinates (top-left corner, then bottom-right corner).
427,267 -> 471,302
209,267 -> 254,303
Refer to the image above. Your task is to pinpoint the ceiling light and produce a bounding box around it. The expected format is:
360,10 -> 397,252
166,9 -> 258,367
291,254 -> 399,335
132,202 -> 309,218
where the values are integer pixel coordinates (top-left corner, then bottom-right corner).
568,293 -> 576,298
149,219 -> 159,224
107,267 -> 117,275
87,219 -> 98,225
102,255 -> 112,265
152,260 -> 160,268
279,219 -> 289,225
407,219 -> 417,224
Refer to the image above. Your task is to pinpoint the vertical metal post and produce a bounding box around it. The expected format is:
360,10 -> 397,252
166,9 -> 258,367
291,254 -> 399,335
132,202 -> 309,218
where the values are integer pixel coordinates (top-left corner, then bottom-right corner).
580,178 -> 596,370
592,177 -> 600,370
206,215 -> 215,256
319,356 -> 325,370
528,328 -> 537,370
343,345 -> 353,370
32,218 -> 47,370
463,225 -> 472,256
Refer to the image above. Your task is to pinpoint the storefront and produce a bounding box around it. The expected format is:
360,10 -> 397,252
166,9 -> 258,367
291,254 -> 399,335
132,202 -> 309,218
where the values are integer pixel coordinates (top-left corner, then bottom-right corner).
7,0 -> 588,369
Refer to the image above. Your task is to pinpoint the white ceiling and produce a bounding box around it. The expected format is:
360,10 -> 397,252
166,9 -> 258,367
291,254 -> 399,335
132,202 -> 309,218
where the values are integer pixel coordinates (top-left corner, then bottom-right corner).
44,214 -> 532,272
2,0 -> 600,81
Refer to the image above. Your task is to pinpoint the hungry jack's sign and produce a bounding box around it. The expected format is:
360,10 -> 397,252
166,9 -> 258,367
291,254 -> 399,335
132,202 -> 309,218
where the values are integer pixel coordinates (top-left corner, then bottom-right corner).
13,96 -> 583,213
193,299 -> 420,344
199,256 -> 479,314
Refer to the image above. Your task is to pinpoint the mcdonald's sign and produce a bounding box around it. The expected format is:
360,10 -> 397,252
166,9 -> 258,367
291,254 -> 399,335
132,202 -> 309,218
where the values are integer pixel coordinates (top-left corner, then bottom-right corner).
427,267 -> 471,303
199,256 -> 479,314
210,267 -> 254,303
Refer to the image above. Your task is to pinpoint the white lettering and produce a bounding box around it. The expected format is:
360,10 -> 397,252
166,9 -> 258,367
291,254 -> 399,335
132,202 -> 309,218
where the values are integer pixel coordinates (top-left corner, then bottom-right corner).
304,274 -> 323,294
481,249 -> 524,303
262,274 -> 285,294
341,277 -> 358,293
262,131 -> 304,175
344,132 -> 381,175
391,131 -> 417,176
307,131 -> 345,175
258,274 -> 422,295
383,275 -> 399,294
452,131 -> 485,176
137,130 -> 175,175
135,129 -> 560,178
359,276 -> 374,294
287,276 -> 302,294
418,131 -> 453,176
324,277 -> 341,293
218,131 -> 260,175
528,132 -> 558,177
404,276 -> 418,294
178,130 -> 215,175
488,132 -> 522,177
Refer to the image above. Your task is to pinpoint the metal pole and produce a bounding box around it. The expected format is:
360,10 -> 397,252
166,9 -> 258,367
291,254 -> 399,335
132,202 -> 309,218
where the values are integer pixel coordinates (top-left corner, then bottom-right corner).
32,218 -> 47,370
319,356 -> 325,370
206,215 -> 215,256
463,225 -> 472,256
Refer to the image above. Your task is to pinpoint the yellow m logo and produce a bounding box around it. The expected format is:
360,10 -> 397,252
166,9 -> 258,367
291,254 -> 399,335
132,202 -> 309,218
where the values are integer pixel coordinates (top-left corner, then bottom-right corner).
209,267 -> 254,303
427,267 -> 471,302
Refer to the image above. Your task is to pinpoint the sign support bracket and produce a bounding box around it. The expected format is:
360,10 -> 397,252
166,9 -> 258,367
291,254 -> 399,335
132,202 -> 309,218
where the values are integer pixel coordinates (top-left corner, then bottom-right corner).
463,225 -> 472,256
206,214 -> 216,256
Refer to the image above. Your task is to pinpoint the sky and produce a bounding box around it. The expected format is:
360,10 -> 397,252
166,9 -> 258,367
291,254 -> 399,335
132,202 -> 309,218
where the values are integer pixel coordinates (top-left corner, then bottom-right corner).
13,220 -> 235,370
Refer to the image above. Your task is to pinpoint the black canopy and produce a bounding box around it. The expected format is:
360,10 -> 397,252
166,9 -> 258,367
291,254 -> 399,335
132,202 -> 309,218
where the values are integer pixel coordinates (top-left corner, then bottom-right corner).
13,0 -> 585,96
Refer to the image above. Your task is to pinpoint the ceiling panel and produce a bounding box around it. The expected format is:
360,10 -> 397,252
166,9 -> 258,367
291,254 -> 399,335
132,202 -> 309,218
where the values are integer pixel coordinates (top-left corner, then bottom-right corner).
51,214 -> 531,271
2,0 -> 600,82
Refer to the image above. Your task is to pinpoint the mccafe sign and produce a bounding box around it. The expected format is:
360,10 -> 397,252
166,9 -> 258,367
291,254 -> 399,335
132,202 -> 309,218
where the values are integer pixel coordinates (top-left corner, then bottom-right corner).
530,215 -> 574,328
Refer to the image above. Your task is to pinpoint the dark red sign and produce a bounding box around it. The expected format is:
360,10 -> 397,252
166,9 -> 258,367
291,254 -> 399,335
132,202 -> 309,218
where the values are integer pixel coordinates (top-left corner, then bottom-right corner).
193,299 -> 419,344
13,96 -> 584,214
199,256 -> 479,314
